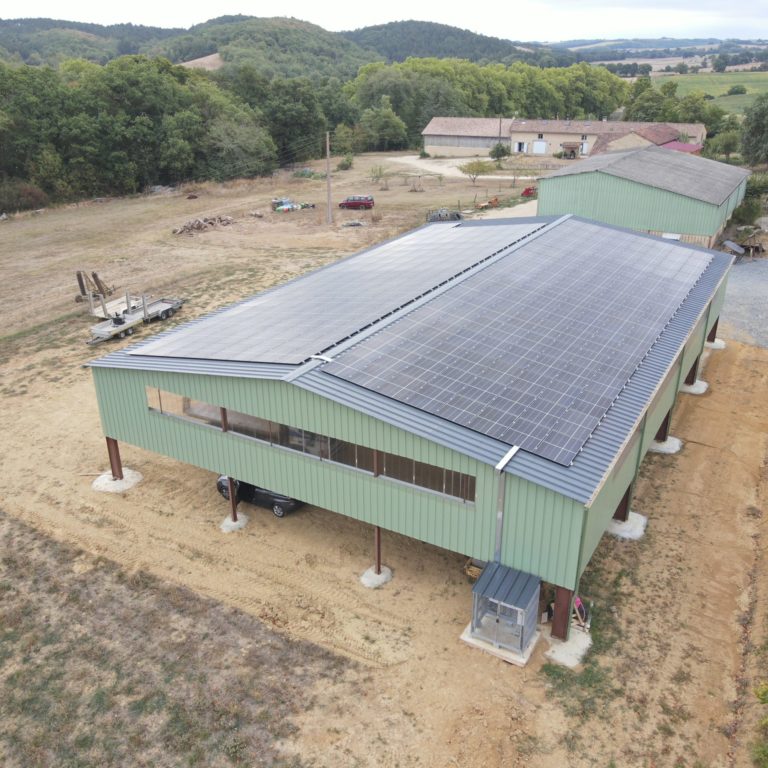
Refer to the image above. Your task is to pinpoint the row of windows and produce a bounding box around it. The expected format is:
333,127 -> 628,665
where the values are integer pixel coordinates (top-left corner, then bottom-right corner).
146,388 -> 476,502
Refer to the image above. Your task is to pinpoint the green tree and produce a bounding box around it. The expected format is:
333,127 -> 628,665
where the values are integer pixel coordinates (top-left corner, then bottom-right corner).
458,159 -> 494,184
742,93 -> 768,165
264,77 -> 326,162
708,130 -> 740,161
489,142 -> 510,167
358,96 -> 408,151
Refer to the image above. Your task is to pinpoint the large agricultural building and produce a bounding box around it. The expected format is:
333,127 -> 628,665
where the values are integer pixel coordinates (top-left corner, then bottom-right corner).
421,117 -> 706,158
90,216 -> 731,650
537,146 -> 750,248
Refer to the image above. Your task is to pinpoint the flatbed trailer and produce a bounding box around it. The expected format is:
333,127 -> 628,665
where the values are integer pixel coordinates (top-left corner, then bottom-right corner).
88,295 -> 183,344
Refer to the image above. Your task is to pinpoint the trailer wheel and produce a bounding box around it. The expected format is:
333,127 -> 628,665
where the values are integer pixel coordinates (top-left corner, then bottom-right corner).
127,327 -> 134,335
118,331 -> 126,339
159,310 -> 168,320
167,308 -> 175,317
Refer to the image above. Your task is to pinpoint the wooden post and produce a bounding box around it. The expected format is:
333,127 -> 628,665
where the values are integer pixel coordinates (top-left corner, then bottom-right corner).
105,437 -> 123,481
613,484 -> 632,522
374,525 -> 382,576
654,410 -> 672,443
227,477 -> 238,523
552,586 -> 573,641
707,318 -> 719,343
685,355 -> 700,386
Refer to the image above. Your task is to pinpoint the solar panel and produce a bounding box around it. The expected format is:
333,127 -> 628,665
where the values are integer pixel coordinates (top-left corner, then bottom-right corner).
132,222 -> 544,364
324,219 -> 712,466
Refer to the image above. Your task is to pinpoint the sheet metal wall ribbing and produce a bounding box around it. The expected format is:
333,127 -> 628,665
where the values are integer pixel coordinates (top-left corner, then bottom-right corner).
538,173 -> 730,237
92,367 -> 499,561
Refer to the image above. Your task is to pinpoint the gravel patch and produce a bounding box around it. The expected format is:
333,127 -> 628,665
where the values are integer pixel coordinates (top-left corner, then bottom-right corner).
720,256 -> 768,348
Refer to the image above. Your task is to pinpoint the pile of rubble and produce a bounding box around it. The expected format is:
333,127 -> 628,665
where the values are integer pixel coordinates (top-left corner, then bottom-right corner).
173,215 -> 234,235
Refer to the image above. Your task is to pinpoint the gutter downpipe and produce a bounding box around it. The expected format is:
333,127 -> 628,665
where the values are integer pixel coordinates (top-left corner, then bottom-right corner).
494,446 -> 520,562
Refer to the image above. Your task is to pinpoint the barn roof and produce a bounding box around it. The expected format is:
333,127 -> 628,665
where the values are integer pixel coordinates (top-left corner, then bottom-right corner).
540,145 -> 750,206
91,216 -> 731,504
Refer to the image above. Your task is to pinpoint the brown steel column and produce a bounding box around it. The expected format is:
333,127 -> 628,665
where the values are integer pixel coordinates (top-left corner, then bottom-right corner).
707,318 -> 719,343
654,410 -> 672,443
105,437 -> 123,481
613,484 -> 632,522
552,586 -> 573,641
685,356 -> 700,386
220,407 -> 229,432
374,525 -> 382,575
227,477 -> 238,523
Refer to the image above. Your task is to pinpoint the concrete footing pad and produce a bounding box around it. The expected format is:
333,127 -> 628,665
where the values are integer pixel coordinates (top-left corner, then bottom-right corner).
220,513 -> 249,533
608,511 -> 647,540
648,436 -> 683,454
680,379 -> 708,395
361,565 -> 392,588
92,468 -> 143,493
460,624 -> 540,666
543,624 -> 592,668
705,338 -> 726,350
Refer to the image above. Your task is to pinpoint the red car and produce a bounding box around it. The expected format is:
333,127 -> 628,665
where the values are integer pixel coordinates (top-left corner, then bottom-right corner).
339,195 -> 374,209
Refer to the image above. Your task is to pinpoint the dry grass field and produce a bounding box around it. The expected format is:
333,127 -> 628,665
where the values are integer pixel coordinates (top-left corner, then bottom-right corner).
0,152 -> 767,767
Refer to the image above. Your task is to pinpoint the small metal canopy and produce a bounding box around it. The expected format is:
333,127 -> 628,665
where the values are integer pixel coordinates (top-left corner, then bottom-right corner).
471,562 -> 540,656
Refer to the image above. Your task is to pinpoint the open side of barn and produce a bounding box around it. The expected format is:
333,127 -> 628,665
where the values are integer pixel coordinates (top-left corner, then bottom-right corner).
89,216 -> 731,653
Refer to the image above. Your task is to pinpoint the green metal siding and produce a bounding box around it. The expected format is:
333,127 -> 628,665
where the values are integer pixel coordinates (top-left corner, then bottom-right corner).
93,366 -> 588,586
538,172 -> 743,237
502,477 -> 584,590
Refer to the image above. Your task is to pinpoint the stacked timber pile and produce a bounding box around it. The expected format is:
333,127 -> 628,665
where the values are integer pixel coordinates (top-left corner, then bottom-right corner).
173,215 -> 234,234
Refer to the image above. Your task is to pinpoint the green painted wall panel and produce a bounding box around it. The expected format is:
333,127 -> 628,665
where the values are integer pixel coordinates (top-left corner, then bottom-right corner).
538,172 -> 739,237
93,367 -> 505,563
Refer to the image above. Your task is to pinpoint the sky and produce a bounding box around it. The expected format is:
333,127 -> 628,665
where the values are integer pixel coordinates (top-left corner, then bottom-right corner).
2,0 -> 767,42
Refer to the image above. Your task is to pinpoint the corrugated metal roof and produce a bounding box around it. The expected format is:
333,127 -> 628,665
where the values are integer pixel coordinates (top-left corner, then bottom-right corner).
541,145 -> 750,206
472,562 -> 540,607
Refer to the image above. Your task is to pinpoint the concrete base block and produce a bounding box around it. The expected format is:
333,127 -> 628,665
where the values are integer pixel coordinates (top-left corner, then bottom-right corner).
648,436 -> 683,454
680,379 -> 708,395
460,624 -> 540,667
360,565 -> 392,588
220,513 -> 248,533
543,624 -> 592,668
705,338 -> 726,350
608,511 -> 647,541
92,468 -> 143,493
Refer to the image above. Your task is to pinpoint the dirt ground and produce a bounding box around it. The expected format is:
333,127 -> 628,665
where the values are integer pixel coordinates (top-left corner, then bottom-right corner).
0,153 -> 766,766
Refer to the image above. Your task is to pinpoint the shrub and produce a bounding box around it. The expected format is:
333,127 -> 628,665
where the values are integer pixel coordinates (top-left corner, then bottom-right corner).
731,198 -> 762,225
336,154 -> 353,171
0,180 -> 49,213
727,84 -> 747,95
419,148 -> 430,159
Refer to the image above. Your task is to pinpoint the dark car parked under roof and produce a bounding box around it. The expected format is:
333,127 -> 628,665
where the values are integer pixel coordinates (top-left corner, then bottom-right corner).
216,475 -> 303,517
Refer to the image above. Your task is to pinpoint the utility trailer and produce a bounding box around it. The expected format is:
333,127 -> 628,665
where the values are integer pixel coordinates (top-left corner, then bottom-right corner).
87,295 -> 183,345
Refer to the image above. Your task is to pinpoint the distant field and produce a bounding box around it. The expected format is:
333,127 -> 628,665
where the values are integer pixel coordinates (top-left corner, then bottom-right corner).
654,70 -> 768,113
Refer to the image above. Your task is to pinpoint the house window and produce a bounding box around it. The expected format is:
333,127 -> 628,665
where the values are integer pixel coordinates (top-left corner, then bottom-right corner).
581,134 -> 588,140
537,133 -> 544,139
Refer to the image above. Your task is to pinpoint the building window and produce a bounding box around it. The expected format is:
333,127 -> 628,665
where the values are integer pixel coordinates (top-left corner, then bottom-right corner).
537,133 -> 544,139
581,134 -> 587,140
146,389 -> 475,502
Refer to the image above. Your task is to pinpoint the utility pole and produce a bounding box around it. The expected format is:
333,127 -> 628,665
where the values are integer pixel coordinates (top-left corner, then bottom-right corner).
326,131 -> 332,226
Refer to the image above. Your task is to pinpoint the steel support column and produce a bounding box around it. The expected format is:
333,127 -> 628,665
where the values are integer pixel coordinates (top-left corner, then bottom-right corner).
685,355 -> 700,386
552,586 -> 573,641
105,437 -> 123,481
374,525 -> 382,575
707,318 -> 719,343
613,484 -> 632,522
227,477 -> 238,523
655,410 -> 672,443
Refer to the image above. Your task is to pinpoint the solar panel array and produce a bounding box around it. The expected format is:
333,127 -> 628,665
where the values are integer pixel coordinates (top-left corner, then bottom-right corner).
324,219 -> 712,466
132,222 -> 544,364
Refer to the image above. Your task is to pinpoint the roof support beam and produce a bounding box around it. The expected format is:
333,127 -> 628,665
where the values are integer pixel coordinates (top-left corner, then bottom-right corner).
494,446 -> 519,562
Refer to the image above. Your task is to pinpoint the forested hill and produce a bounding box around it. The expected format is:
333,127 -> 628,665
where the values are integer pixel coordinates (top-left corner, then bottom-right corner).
0,18 -> 181,65
0,16 -> 381,78
341,20 -> 524,63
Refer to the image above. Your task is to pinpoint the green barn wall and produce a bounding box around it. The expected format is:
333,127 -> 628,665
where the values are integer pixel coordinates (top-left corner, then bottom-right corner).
538,172 -> 742,237
92,366 -> 589,587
